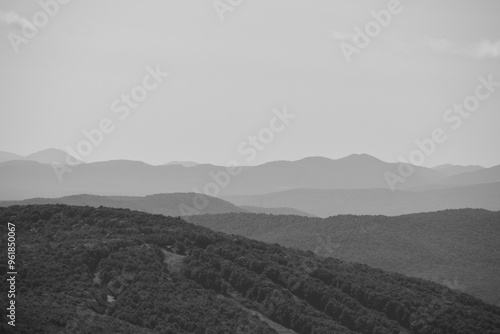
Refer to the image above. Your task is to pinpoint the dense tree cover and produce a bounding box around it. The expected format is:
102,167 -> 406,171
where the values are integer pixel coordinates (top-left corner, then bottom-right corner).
186,209 -> 500,305
1,205 -> 500,334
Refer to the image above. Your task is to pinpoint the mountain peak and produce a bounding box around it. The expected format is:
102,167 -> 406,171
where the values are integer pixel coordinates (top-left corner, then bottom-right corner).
164,161 -> 199,168
340,153 -> 385,164
26,148 -> 80,165
295,154 -> 383,165
295,156 -> 334,163
28,148 -> 66,156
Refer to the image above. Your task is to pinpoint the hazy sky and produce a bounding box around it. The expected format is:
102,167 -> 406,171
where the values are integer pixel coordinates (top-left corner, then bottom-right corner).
1,0 -> 499,167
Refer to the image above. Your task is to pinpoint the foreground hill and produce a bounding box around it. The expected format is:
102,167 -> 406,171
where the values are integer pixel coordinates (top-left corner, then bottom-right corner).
223,182 -> 500,217
186,209 -> 500,306
2,205 -> 500,333
0,193 -> 247,216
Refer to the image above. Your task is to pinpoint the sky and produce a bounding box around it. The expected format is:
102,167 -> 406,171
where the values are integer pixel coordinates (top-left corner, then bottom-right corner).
0,0 -> 499,167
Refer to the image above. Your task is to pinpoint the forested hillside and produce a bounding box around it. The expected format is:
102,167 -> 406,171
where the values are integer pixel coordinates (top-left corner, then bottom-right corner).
186,210 -> 500,306
1,205 -> 500,334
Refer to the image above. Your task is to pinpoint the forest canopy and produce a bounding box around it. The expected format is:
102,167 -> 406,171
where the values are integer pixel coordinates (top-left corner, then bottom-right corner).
1,204 -> 500,334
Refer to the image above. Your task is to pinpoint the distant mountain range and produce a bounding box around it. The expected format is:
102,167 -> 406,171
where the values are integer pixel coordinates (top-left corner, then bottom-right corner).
0,148 -> 82,165
186,209 -> 500,306
431,164 -> 485,176
1,149 -> 499,204
439,164 -> 500,186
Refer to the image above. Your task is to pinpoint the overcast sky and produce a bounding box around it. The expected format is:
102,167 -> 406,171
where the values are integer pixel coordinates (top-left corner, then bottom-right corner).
1,0 -> 499,167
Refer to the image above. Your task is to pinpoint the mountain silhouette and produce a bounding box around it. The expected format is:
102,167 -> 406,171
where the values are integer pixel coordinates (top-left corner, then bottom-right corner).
440,164 -> 500,186
0,148 -> 81,165
432,164 -> 484,176
0,153 -> 453,201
